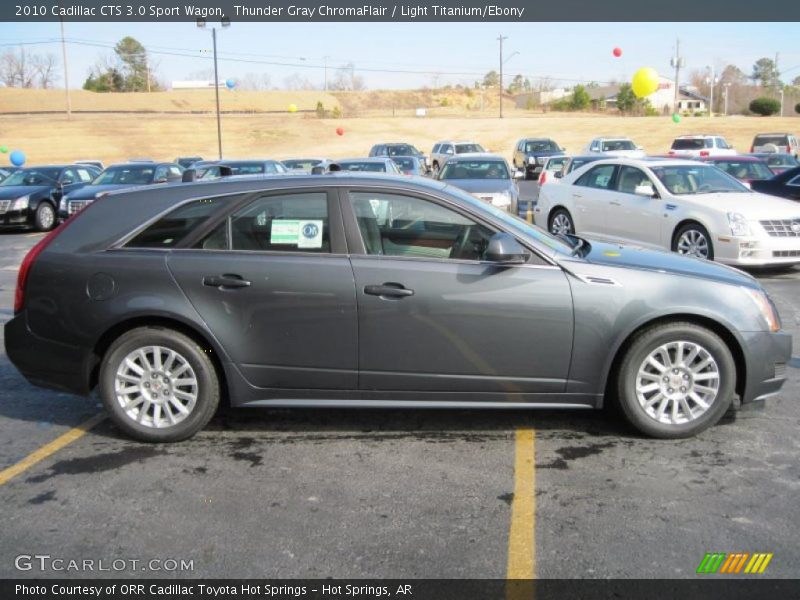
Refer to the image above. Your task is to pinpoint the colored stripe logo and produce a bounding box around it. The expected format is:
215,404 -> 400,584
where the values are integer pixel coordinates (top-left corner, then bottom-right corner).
697,552 -> 773,574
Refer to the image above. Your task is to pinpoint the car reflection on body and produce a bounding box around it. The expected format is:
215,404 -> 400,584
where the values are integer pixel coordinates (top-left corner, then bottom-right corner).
436,154 -> 522,214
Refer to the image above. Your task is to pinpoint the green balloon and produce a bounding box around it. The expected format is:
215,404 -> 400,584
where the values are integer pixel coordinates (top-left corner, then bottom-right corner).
671,113 -> 681,123
0,145 -> 7,153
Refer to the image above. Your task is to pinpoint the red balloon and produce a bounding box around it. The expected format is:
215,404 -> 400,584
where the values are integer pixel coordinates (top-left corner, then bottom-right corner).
336,127 -> 344,136
613,47 -> 622,58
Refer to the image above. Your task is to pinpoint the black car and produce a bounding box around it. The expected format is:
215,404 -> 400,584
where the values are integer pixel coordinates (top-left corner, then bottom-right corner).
175,156 -> 203,169
4,173 -> 790,442
748,152 -> 799,175
194,159 -> 289,176
750,166 -> 800,201
369,143 -> 429,172
0,164 -> 100,231
0,167 -> 19,184
58,162 -> 184,221
512,138 -> 565,179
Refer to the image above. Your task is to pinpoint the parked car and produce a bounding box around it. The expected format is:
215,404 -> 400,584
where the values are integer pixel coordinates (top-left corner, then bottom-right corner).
750,133 -> 799,157
75,160 -> 105,170
536,158 -> 800,267
697,156 -> 775,185
554,155 -> 606,181
583,137 -> 646,159
748,152 -> 799,175
537,155 -> 570,186
436,153 -> 522,214
193,159 -> 289,175
58,162 -> 184,221
0,164 -> 100,231
332,158 -> 402,174
0,167 -> 19,184
750,166 -> 800,202
281,158 -> 331,173
174,156 -> 203,169
511,138 -> 565,179
369,143 -> 429,171
430,141 -> 486,174
391,155 -> 428,177
5,173 -> 790,442
668,135 -> 737,158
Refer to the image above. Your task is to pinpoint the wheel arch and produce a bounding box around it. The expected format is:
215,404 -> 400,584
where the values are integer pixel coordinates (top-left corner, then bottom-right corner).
89,315 -> 230,406
601,313 -> 746,408
670,218 -> 713,249
548,205 -> 573,229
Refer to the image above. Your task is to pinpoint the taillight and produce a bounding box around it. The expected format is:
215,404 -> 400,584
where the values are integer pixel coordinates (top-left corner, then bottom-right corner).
750,146 -> 754,153
539,171 -> 547,185
14,218 -> 75,314
700,150 -> 710,157
668,150 -> 676,155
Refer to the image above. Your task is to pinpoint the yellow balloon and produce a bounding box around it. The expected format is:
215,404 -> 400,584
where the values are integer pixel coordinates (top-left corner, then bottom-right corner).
288,104 -> 298,113
631,67 -> 659,99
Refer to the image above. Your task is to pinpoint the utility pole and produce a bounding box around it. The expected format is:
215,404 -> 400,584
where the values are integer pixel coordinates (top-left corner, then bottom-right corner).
323,55 -> 329,91
146,55 -> 151,92
59,15 -> 71,119
498,34 -> 507,119
723,83 -> 731,116
670,38 -> 684,114
197,16 -> 230,160
706,65 -> 718,117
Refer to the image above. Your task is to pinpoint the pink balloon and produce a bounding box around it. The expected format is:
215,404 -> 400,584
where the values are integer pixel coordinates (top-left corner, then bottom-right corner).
613,47 -> 622,58
336,127 -> 344,136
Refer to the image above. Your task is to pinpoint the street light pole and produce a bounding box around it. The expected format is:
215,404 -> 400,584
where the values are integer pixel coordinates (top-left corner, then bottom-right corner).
723,83 -> 731,116
198,17 -> 229,160
323,55 -> 329,91
59,15 -> 71,119
498,35 -> 507,119
779,87 -> 785,116
706,66 -> 718,118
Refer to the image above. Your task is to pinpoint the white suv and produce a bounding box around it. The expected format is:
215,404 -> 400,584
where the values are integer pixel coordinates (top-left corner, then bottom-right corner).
536,157 -> 800,267
668,135 -> 736,158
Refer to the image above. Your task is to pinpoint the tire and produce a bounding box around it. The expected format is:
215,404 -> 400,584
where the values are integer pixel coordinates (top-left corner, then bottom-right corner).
672,222 -> 714,260
34,202 -> 56,232
549,208 -> 574,235
615,322 -> 735,438
432,162 -> 440,176
99,326 -> 220,442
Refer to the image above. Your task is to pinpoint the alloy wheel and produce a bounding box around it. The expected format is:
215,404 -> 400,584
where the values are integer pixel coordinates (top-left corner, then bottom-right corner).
551,212 -> 573,235
676,229 -> 709,259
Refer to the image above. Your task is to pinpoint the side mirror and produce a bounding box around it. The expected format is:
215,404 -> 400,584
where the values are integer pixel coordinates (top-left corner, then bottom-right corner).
554,171 -> 563,179
634,184 -> 656,197
513,169 -> 525,180
182,169 -> 196,182
485,232 -> 528,265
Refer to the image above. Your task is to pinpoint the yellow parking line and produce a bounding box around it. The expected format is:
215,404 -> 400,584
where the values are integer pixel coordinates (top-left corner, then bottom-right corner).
0,413 -> 105,487
506,426 -> 536,596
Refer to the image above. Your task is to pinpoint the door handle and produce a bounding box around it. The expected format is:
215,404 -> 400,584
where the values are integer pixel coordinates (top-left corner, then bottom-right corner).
572,193 -> 583,199
203,273 -> 251,289
609,201 -> 621,206
364,283 -> 414,298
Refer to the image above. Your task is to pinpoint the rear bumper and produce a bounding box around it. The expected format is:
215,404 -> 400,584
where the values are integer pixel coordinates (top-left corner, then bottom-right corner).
741,330 -> 792,404
4,313 -> 93,395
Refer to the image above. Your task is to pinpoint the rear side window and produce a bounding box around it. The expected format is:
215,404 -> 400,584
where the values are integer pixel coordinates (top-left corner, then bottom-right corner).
575,164 -> 616,190
125,197 -> 226,248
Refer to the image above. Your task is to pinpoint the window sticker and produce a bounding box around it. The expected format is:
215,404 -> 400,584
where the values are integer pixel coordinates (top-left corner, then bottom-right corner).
297,220 -> 324,249
271,220 -> 300,244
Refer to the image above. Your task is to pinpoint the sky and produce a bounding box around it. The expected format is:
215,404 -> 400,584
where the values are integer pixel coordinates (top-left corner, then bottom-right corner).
1,21 -> 799,90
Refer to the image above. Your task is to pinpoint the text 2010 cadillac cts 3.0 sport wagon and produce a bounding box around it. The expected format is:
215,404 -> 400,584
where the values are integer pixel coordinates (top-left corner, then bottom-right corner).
4,174 -> 791,442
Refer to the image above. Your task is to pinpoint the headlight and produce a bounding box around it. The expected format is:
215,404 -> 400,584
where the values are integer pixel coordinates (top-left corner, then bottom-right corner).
10,195 -> 29,210
743,287 -> 780,332
59,194 -> 69,211
727,212 -> 751,236
528,156 -> 536,164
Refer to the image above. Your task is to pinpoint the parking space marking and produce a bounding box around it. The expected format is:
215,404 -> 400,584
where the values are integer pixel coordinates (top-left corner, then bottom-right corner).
506,427 -> 536,584
0,413 -> 105,486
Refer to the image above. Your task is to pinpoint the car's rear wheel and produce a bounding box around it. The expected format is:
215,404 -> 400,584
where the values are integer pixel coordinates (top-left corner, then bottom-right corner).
34,202 -> 56,232
615,322 -> 735,438
673,222 -> 714,260
99,327 -> 220,442
549,208 -> 574,235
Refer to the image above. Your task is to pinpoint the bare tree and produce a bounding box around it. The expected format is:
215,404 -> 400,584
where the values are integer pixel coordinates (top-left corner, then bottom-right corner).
33,53 -> 58,88
329,62 -> 365,91
283,73 -> 316,91
0,47 -> 59,88
237,72 -> 272,91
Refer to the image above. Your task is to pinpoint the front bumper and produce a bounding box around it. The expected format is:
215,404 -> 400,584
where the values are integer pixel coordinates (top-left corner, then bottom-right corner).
740,330 -> 792,405
4,313 -> 93,395
715,234 -> 800,267
0,207 -> 34,228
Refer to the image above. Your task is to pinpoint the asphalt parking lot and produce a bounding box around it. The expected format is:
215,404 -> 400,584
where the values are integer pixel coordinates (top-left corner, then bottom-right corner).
0,227 -> 798,580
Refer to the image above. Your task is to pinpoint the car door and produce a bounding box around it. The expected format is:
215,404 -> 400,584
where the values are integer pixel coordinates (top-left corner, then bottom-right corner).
343,187 -> 573,396
570,163 -> 617,237
57,168 -> 86,199
167,189 -> 358,390
604,165 -> 663,245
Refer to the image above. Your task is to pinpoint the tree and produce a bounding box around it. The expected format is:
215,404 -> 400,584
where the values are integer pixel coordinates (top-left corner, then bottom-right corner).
749,97 -> 781,116
792,76 -> 800,88
283,73 -> 316,90
482,70 -> 499,88
237,72 -> 272,91
570,84 -> 590,110
83,36 -> 158,92
795,102 -> 800,114
0,47 -> 59,88
329,62 -> 365,91
615,83 -> 637,113
751,58 -> 781,89
508,74 -> 524,94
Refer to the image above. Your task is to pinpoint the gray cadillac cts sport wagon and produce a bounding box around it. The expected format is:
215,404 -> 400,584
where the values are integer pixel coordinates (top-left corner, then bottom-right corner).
4,173 -> 791,442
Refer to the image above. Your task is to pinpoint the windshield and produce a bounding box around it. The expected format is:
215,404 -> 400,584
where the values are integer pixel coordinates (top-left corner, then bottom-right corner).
338,161 -> 387,172
602,140 -> 636,151
546,157 -> 568,170
650,164 -> 749,194
386,144 -> 420,156
763,154 -> 798,167
525,140 -> 558,152
440,160 -> 510,180
714,160 -> 773,181
93,165 -> 156,185
0,168 -> 60,187
671,138 -> 710,150
567,157 -> 600,173
444,184 -> 574,256
283,159 -> 322,170
454,143 -> 484,154
392,157 -> 417,172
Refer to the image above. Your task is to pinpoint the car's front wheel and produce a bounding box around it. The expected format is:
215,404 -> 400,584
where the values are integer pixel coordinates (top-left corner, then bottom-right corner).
673,223 -> 714,260
99,326 -> 220,442
34,202 -> 56,232
615,322 -> 735,438
549,208 -> 574,235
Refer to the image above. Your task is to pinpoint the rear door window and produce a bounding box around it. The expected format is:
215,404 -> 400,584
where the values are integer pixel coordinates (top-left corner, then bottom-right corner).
125,197 -> 229,248
575,164 -> 616,190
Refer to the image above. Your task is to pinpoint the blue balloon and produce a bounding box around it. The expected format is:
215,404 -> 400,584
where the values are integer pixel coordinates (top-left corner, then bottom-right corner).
9,150 -> 25,167
225,78 -> 235,90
